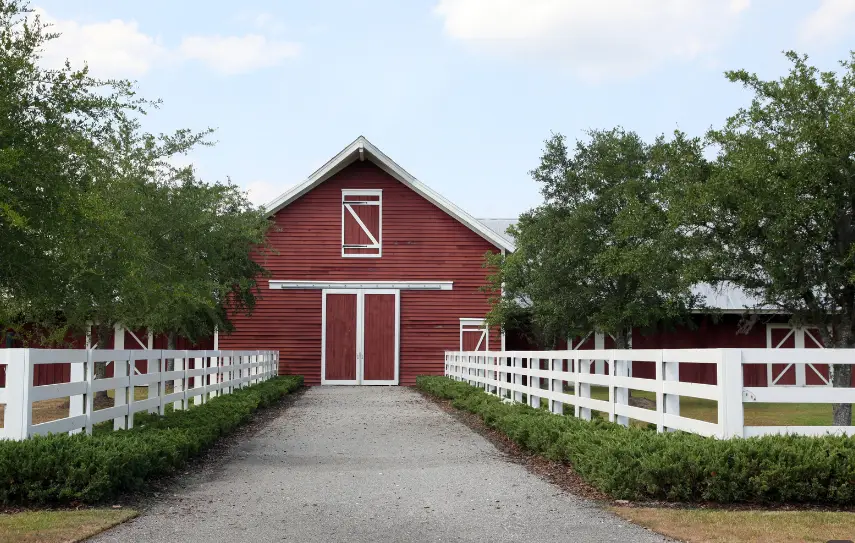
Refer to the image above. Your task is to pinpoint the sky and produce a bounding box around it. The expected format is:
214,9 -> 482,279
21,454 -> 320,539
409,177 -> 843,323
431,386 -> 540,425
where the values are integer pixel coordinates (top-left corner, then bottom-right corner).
30,0 -> 855,218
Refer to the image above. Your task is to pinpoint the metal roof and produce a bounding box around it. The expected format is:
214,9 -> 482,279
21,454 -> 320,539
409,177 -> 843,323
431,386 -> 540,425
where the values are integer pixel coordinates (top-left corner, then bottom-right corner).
476,218 -> 518,246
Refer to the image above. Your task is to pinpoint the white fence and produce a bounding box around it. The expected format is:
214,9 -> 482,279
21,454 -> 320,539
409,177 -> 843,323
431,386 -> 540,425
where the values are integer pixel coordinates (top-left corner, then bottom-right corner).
445,348 -> 855,439
0,349 -> 279,441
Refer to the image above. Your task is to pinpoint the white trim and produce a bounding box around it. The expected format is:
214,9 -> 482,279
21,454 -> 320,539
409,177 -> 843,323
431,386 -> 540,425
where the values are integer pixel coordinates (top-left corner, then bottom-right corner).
270,280 -> 452,290
342,189 -> 382,197
321,289 -> 400,385
459,318 -> 486,326
460,318 -> 488,352
263,136 -> 515,252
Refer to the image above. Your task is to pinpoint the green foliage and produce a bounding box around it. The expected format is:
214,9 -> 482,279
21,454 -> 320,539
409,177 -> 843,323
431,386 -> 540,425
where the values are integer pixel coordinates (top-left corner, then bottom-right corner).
0,0 -> 272,344
486,129 -> 705,347
671,51 -> 855,422
0,376 -> 303,505
676,51 -> 855,345
417,376 -> 855,504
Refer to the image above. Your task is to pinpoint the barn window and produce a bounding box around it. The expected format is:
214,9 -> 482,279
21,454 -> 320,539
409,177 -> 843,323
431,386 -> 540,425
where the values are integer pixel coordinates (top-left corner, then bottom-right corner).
342,189 -> 382,257
460,318 -> 488,351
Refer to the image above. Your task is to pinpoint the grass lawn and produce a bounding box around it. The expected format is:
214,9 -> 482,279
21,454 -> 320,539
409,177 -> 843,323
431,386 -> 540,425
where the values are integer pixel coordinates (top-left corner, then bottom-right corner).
0,387 -> 171,429
585,386 -> 833,426
0,509 -> 137,543
612,507 -> 855,543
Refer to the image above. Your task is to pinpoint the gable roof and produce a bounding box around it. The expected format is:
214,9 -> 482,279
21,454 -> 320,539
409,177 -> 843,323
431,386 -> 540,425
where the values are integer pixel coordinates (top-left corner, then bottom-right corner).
263,136 -> 515,252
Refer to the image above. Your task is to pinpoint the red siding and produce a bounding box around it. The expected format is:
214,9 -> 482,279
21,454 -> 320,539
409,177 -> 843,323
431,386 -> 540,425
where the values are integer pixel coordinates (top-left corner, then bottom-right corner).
631,316 -> 768,385
220,160 -> 501,385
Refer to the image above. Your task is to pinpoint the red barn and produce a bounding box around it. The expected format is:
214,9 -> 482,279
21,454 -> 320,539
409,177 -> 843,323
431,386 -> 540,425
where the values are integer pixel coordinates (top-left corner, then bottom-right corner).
219,136 -> 512,385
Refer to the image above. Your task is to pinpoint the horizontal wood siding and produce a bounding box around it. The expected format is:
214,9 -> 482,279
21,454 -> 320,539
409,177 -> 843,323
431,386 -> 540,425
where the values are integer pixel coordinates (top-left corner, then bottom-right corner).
220,160 -> 500,385
632,315 -> 769,385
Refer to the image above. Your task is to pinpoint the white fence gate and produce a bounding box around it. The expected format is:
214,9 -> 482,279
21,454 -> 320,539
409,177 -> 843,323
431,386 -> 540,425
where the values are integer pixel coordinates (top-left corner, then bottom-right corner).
0,349 -> 279,441
445,348 -> 855,439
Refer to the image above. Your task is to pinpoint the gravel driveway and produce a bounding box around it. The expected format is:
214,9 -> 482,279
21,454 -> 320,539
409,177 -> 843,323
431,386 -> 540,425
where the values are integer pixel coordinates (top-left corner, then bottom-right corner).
91,386 -> 669,542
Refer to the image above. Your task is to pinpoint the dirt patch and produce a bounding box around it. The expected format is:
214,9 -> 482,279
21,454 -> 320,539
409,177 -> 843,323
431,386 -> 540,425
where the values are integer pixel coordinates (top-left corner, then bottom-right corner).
629,395 -> 656,410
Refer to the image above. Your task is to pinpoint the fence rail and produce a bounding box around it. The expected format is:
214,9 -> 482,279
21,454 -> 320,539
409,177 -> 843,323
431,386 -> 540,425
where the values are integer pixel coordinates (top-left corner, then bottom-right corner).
445,348 -> 855,439
1,349 -> 279,440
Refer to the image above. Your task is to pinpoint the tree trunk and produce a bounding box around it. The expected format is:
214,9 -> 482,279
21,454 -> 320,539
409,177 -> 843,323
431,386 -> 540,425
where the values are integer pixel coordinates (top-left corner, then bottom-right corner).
94,362 -> 109,402
167,331 -> 176,372
831,361 -> 852,426
828,329 -> 854,426
613,330 -> 629,350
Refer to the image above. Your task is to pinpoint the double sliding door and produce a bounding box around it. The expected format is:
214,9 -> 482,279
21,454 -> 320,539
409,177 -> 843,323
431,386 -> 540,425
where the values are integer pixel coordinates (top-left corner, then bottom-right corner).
322,289 -> 399,385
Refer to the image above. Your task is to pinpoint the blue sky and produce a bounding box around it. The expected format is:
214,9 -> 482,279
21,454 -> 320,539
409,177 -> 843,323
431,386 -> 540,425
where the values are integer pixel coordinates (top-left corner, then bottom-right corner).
32,0 -> 855,218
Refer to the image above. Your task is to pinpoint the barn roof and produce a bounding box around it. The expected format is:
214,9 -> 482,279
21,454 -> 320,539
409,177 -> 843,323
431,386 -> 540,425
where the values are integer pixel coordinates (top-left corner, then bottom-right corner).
263,136 -> 516,253
477,218 -> 517,246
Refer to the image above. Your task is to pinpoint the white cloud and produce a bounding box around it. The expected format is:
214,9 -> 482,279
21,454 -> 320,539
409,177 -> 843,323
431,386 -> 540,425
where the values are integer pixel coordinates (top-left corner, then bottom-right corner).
252,12 -> 288,34
34,8 -> 300,78
179,35 -> 301,75
434,0 -> 751,81
800,0 -> 855,46
245,181 -> 291,208
36,8 -> 167,78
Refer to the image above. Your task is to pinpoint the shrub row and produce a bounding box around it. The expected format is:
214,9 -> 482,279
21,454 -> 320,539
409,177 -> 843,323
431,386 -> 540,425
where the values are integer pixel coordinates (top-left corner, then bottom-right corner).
417,375 -> 855,504
0,375 -> 303,505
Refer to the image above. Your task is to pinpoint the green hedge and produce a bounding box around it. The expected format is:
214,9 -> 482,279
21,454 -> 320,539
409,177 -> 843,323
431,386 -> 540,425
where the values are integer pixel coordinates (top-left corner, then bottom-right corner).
0,375 -> 303,506
417,375 -> 855,504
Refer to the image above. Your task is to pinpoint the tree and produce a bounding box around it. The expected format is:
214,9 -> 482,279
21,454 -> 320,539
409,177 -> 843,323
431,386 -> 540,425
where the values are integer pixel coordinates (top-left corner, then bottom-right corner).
0,0 -> 146,339
0,1 -> 272,351
686,51 -> 855,425
486,129 -> 703,350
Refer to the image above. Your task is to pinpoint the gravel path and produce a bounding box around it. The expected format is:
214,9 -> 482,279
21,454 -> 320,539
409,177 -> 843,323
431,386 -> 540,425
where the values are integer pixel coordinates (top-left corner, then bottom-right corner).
91,387 -> 669,543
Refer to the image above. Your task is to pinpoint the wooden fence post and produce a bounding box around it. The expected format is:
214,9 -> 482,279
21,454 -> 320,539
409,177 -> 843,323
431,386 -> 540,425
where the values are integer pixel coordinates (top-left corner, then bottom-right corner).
614,353 -> 629,427
113,325 -> 128,431
147,332 -> 157,413
663,354 -> 680,432
2,349 -> 31,440
85,348 -> 95,435
551,358 -> 563,415
577,355 -> 591,421
194,355 -> 204,405
721,349 -> 745,439
173,351 -> 185,411
69,354 -> 85,435
529,357 -> 540,408
513,357 -> 523,403
654,351 -> 664,433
